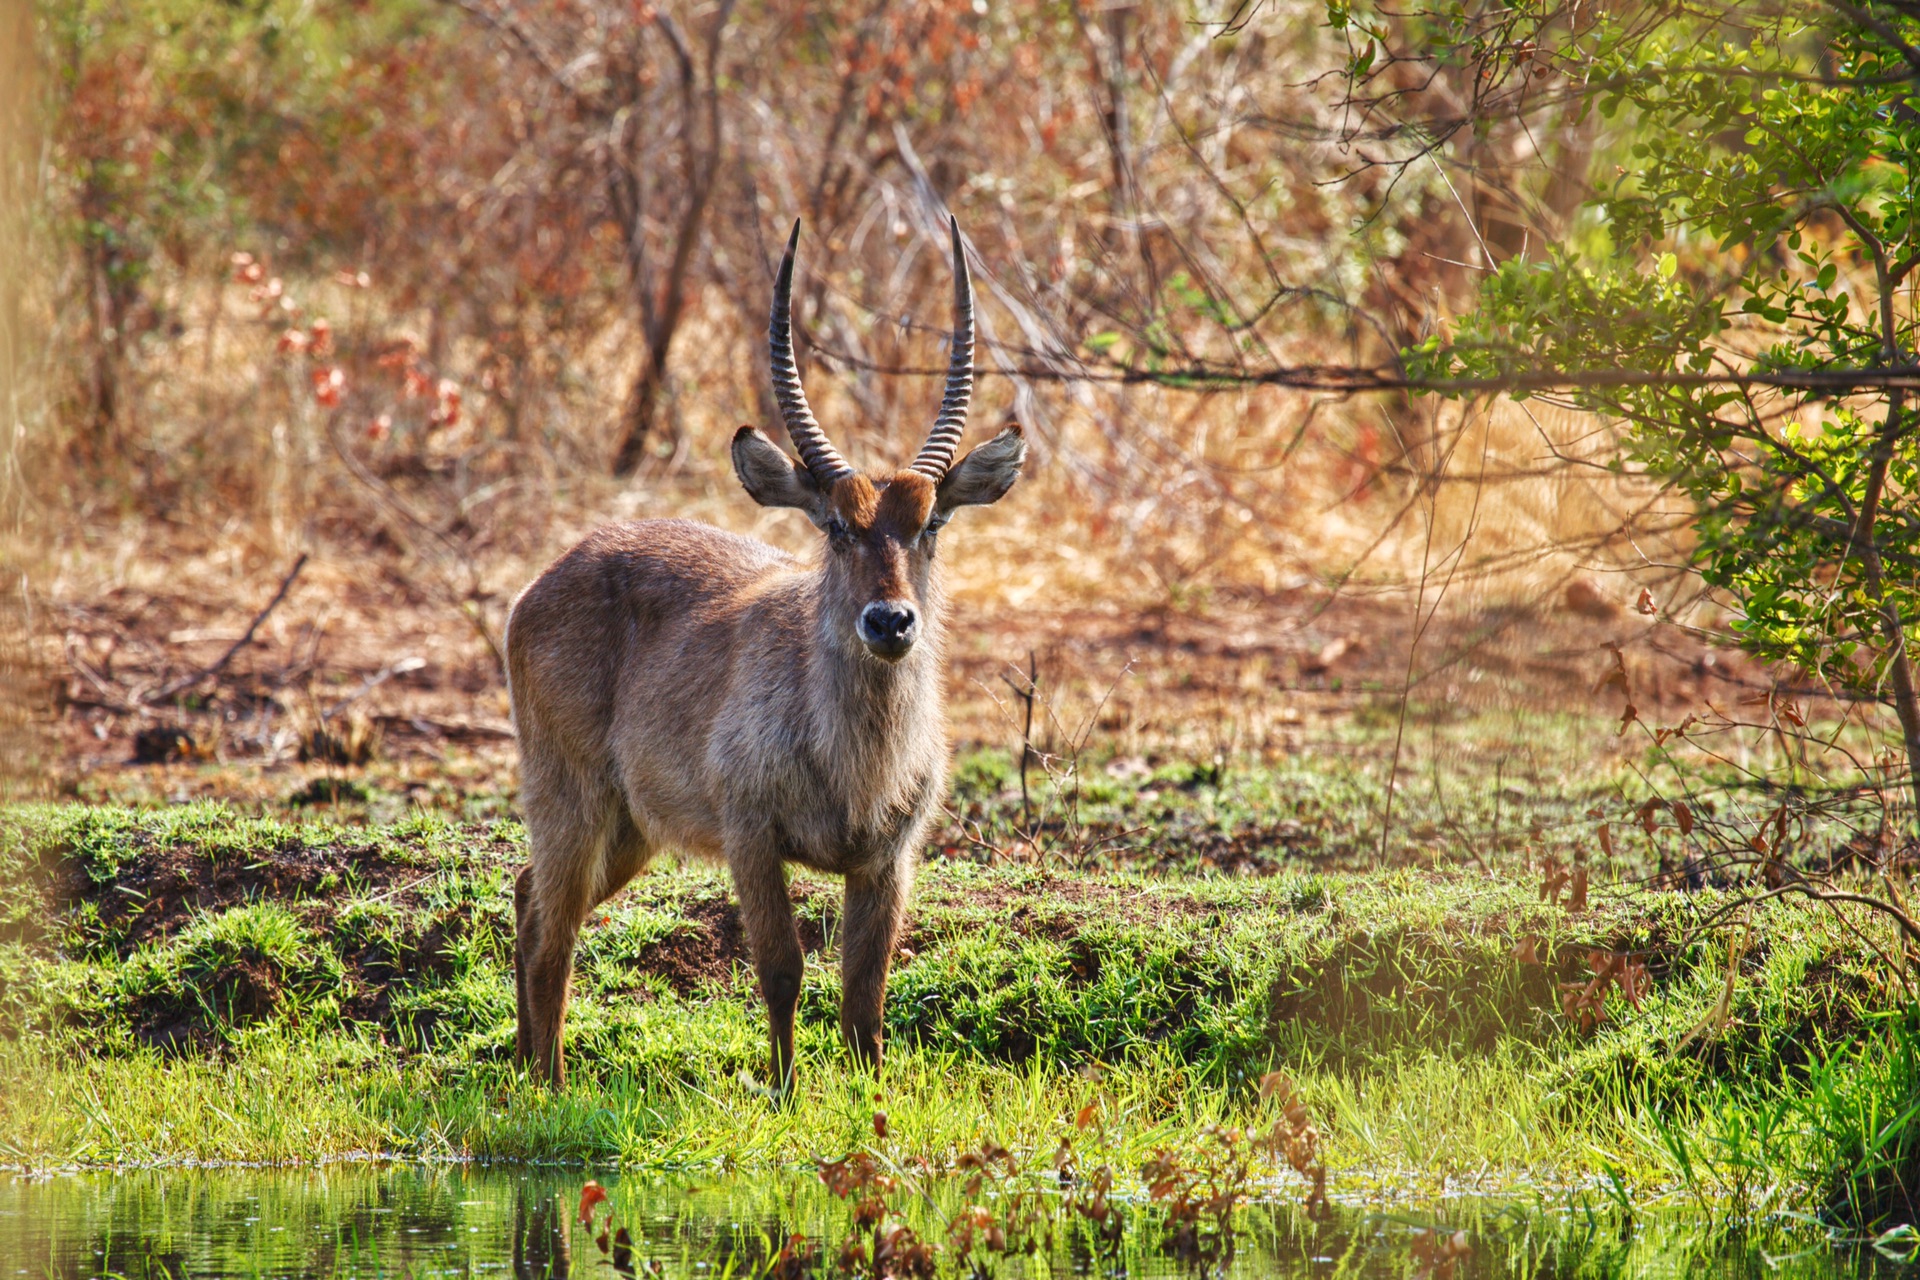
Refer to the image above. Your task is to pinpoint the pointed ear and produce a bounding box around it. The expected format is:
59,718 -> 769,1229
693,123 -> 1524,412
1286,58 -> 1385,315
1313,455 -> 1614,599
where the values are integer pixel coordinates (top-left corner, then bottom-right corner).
935,424 -> 1027,517
732,427 -> 830,526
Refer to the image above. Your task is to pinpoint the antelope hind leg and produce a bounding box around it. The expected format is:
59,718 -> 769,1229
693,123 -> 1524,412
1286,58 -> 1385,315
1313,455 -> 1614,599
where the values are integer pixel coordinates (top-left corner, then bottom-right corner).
520,876 -> 591,1086
513,864 -> 537,1068
515,773 -> 623,1086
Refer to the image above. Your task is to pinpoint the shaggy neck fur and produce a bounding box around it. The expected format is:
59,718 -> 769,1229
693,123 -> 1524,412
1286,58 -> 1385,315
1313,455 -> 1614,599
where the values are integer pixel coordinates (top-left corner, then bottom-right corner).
804,566 -> 947,835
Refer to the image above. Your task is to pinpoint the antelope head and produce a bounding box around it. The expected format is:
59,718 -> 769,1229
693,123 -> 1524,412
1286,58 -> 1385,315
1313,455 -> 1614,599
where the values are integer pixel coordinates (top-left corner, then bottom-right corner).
732,219 -> 1026,663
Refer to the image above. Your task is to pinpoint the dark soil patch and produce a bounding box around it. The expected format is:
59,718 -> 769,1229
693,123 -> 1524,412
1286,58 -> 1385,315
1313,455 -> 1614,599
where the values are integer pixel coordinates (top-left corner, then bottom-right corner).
58,837 -> 412,957
628,885 -> 830,995
133,957 -> 285,1057
288,776 -> 374,806
632,894 -> 748,994
914,873 -> 1201,933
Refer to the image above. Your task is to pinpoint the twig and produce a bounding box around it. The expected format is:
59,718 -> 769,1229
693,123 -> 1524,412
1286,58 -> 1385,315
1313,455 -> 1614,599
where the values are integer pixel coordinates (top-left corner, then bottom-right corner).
322,655 -> 426,721
1002,651 -> 1039,833
63,635 -> 133,713
142,554 -> 309,705
799,349 -> 1920,397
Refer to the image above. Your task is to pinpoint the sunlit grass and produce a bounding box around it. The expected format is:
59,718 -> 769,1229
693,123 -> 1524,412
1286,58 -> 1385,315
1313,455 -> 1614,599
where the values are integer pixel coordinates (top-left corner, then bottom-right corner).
5,1008 -> 1913,1222
0,797 -> 1914,1221
0,1030 -> 1617,1186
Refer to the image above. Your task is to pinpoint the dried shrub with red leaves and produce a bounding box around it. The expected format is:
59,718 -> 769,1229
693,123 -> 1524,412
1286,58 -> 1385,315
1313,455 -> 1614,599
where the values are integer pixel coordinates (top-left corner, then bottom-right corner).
817,1148 -> 937,1279
1140,1119 -> 1285,1271
573,1182 -> 639,1272
946,1140 -> 1056,1269
1410,1226 -> 1473,1279
1256,1071 -> 1330,1218
1558,950 -> 1652,1032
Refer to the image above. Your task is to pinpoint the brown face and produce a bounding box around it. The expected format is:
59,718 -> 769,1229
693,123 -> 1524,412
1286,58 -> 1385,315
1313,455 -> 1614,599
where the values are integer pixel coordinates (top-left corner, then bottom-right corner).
821,472 -> 939,661
730,422 -> 1028,659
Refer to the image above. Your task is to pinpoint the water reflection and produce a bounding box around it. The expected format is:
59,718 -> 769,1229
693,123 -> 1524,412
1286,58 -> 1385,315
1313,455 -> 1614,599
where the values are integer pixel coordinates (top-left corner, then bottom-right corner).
0,1163 -> 1911,1279
512,1186 -> 571,1280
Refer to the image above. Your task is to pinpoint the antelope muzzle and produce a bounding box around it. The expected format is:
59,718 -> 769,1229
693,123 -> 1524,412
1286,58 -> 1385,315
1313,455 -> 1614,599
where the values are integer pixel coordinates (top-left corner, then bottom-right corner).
857,599 -> 920,660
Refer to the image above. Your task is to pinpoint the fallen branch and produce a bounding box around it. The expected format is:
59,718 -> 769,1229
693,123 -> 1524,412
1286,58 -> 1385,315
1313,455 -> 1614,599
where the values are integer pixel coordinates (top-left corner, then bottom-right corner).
322,655 -> 426,721
142,554 -> 309,705
372,712 -> 515,741
62,634 -> 133,714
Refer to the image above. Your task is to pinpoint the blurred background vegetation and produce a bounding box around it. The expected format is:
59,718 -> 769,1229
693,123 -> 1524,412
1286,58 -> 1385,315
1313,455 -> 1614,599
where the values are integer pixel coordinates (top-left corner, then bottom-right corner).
6,0 -> 1642,582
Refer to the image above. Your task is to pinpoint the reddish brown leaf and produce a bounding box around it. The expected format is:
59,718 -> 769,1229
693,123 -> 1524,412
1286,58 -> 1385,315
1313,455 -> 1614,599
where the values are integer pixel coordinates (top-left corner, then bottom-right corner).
578,1181 -> 608,1227
1594,643 -> 1630,694
1258,1071 -> 1293,1102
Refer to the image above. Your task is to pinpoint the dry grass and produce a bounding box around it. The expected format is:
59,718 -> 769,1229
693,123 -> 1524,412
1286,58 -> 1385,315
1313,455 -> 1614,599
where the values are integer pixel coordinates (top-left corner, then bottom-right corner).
9,263 -> 1799,803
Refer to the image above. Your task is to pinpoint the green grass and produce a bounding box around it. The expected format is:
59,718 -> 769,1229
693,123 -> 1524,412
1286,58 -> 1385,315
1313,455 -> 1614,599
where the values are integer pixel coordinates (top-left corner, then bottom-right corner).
0,797 -> 1914,1223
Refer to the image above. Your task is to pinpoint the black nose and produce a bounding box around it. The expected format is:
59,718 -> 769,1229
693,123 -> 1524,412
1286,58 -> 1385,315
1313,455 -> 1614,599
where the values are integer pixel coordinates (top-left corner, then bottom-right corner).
858,601 -> 919,657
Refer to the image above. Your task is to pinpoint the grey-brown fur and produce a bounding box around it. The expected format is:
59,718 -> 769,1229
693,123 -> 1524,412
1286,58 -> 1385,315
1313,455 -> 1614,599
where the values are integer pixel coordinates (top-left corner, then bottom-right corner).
505,217 -> 1023,1089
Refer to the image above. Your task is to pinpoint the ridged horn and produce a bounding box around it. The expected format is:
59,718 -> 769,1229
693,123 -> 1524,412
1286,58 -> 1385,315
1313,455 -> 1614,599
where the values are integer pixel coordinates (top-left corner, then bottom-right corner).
769,220 -> 852,485
909,216 -> 974,481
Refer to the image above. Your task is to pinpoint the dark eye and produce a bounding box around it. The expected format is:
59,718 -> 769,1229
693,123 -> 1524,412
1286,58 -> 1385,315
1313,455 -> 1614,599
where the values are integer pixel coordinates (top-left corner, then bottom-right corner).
824,516 -> 852,543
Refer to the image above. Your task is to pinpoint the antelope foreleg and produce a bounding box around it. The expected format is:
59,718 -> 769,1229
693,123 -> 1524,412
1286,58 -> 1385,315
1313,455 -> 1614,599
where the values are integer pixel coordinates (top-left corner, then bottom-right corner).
840,863 -> 907,1070
729,840 -> 804,1096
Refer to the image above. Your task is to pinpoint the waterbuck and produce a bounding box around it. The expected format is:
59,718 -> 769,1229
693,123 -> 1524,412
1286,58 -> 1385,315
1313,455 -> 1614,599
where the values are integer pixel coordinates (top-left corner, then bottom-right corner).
505,219 -> 1025,1090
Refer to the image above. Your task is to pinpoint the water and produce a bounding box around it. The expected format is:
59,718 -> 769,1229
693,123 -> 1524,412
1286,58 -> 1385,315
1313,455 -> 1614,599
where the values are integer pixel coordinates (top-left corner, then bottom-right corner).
0,1163 -> 1913,1279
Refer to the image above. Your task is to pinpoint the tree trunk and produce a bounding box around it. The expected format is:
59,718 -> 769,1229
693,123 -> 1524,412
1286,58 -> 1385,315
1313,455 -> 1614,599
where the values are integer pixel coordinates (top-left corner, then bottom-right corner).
1881,599 -> 1920,831
612,350 -> 670,475
608,3 -> 735,477
1856,391 -> 1920,827
83,198 -> 120,461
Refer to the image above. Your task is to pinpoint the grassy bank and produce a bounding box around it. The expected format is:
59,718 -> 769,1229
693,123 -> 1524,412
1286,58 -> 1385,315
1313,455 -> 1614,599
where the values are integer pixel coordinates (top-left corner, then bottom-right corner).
0,799 -> 1913,1220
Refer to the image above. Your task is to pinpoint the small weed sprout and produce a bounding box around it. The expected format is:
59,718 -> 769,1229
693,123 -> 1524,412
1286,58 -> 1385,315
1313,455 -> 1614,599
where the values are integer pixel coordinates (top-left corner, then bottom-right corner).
1557,950 -> 1653,1033
965,658 -> 1141,868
